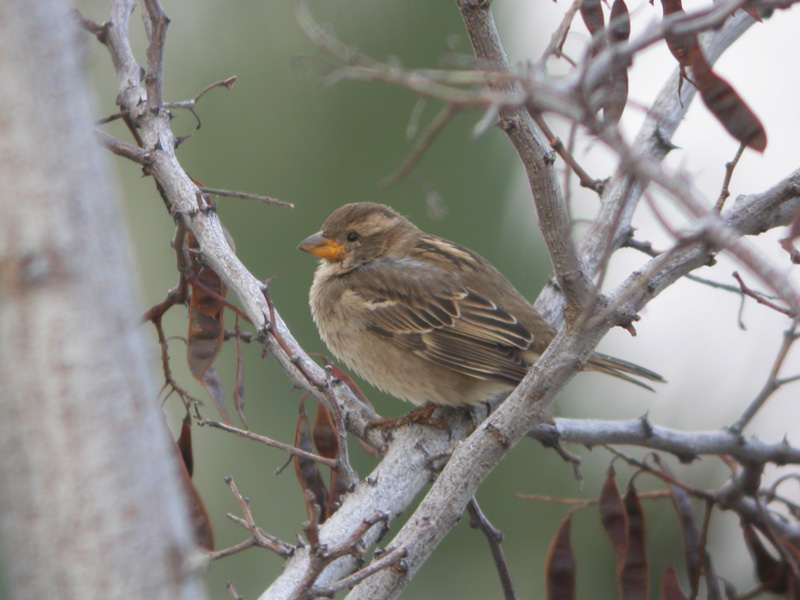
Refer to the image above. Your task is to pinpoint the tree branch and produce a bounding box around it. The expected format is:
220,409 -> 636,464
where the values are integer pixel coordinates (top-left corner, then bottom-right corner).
530,418 -> 800,466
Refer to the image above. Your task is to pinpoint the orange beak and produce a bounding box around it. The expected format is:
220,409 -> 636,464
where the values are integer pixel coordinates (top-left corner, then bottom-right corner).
297,232 -> 345,261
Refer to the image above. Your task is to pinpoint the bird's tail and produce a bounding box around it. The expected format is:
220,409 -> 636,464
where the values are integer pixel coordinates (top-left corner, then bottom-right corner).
586,352 -> 665,392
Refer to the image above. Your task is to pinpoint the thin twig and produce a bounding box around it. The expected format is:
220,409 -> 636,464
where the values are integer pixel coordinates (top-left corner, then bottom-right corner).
309,546 -> 409,598
466,498 -> 517,600
604,447 -> 716,501
382,104 -> 459,188
516,490 -> 672,504
208,537 -> 258,561
165,76 -> 237,110
732,271 -> 794,317
197,417 -> 337,468
200,187 -> 294,209
141,0 -> 169,112
563,122 -> 578,214
95,130 -> 151,164
625,237 -> 785,301
289,512 -> 389,600
73,9 -> 110,41
148,314 -> 201,409
730,319 -> 800,433
528,110 -> 602,193
224,478 -> 296,557
714,142 -> 746,213
538,0 -> 582,67
226,580 -> 244,600
261,284 -> 362,485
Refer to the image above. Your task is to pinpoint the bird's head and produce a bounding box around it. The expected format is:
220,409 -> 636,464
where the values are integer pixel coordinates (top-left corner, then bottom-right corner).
298,203 -> 417,269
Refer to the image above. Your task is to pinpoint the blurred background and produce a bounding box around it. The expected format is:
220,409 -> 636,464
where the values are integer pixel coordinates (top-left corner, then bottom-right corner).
63,0 -> 800,598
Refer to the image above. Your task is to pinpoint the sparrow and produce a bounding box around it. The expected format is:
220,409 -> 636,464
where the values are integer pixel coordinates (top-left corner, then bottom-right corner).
298,202 -> 663,407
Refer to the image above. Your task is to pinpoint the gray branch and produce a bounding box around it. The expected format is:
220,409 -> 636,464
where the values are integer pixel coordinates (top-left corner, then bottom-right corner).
531,418 -> 800,466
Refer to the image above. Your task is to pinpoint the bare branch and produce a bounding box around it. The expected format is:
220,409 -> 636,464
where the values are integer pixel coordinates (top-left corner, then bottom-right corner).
197,416 -> 338,468
200,186 -> 294,209
456,0 -> 595,321
95,129 -> 151,164
225,477 -> 295,558
466,498 -> 517,600
381,104 -> 459,188
165,76 -> 237,110
730,320 -> 800,434
309,546 -> 408,599
530,417 -> 800,466
733,271 -> 794,317
714,142 -> 746,212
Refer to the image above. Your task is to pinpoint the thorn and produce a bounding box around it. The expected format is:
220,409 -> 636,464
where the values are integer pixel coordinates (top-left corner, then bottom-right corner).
676,451 -> 699,464
652,125 -> 679,154
638,412 -> 654,437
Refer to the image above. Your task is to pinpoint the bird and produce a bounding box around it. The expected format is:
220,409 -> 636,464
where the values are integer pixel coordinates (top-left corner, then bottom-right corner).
298,202 -> 663,408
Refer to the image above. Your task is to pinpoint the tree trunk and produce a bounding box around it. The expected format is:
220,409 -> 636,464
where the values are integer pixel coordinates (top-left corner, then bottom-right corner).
0,2 -> 207,598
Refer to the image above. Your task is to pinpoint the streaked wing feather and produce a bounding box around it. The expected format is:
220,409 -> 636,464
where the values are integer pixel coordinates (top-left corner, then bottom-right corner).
423,330 -> 528,384
349,259 -> 534,385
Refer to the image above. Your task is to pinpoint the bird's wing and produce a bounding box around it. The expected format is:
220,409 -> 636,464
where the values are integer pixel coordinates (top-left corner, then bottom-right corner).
346,258 -> 534,384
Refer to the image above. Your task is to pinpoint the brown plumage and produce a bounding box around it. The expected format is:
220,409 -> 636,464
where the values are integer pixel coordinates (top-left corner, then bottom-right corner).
298,203 -> 663,407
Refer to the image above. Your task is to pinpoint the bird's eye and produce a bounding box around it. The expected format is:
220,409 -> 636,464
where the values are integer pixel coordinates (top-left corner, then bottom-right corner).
346,231 -> 359,242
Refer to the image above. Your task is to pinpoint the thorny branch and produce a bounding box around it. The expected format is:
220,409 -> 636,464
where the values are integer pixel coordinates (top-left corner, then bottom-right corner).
77,0 -> 800,598
530,417 -> 800,466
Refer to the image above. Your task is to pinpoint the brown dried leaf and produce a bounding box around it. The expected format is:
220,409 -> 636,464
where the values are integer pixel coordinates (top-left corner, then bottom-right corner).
604,0 -> 630,123
620,484 -> 649,600
689,48 -> 767,152
186,231 -> 226,382
743,524 -> 790,593
295,398 -> 328,522
202,365 -> 230,425
580,0 -> 605,36
660,566 -> 688,600
665,481 -> 701,593
312,404 -> 347,519
604,70 -> 628,124
546,512 -> 576,600
656,456 -> 713,598
180,459 -> 214,550
312,403 -> 339,460
599,466 -> 628,566
177,413 -> 193,478
173,434 -> 213,550
608,0 -> 630,43
660,0 -> 697,68
326,470 -> 349,519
